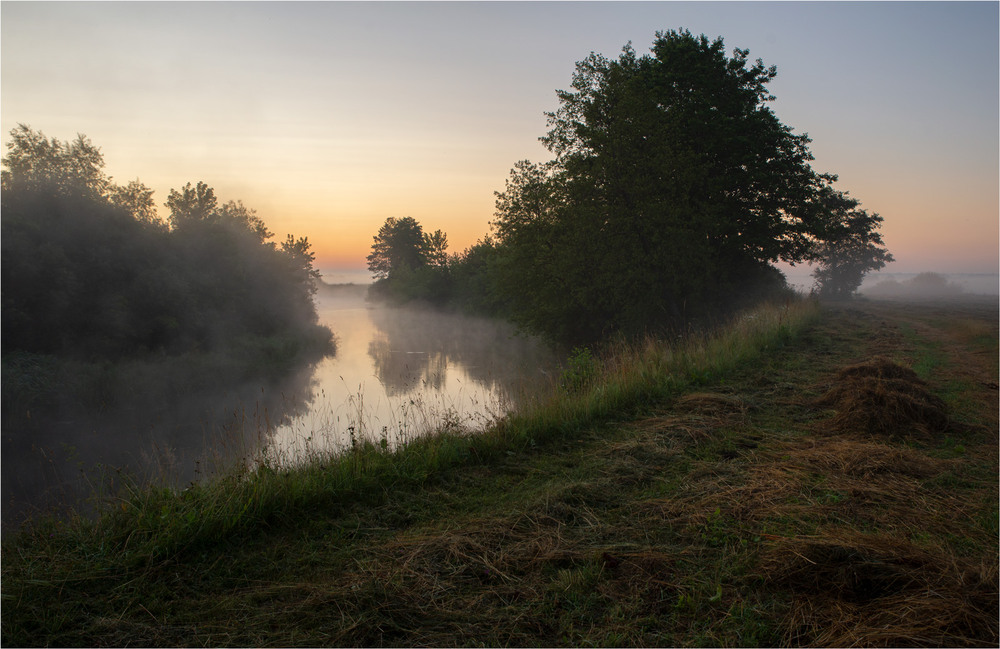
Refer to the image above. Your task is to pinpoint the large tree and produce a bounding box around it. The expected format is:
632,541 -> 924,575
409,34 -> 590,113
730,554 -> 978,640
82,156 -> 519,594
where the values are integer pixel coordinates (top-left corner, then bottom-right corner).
1,124 -> 160,225
491,30 -> 887,344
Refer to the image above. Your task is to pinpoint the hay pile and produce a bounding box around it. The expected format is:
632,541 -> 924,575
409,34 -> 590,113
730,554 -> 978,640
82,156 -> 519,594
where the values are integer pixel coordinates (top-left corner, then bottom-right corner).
815,356 -> 949,440
759,530 -> 999,647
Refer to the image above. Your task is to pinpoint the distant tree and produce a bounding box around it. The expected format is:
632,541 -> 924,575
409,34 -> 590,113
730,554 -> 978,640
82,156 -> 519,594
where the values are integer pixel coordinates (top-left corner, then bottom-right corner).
366,216 -> 428,280
165,181 -> 218,229
810,188 -> 894,298
423,229 -> 449,268
109,179 -> 163,228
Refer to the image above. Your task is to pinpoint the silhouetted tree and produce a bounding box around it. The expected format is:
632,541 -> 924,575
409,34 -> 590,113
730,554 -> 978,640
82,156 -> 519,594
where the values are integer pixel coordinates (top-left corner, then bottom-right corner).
218,199 -> 273,242
447,236 -> 507,316
1,126 -> 332,374
423,229 -> 449,268
810,188 -> 893,298
1,124 -> 162,227
367,217 -> 428,280
109,179 -> 162,229
488,30 -> 886,344
166,181 -> 218,229
0,124 -> 108,198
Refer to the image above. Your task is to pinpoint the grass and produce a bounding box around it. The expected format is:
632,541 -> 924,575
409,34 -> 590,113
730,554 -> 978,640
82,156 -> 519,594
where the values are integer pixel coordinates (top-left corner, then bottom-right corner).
3,295 -> 997,647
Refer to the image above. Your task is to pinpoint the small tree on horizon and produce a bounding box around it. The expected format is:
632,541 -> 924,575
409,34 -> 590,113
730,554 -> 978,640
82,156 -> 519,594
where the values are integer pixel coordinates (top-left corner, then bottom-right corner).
367,216 -> 445,281
810,188 -> 894,298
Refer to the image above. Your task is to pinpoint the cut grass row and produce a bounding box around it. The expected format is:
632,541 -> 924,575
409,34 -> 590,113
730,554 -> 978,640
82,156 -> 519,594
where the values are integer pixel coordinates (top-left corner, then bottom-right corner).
4,296 -> 997,647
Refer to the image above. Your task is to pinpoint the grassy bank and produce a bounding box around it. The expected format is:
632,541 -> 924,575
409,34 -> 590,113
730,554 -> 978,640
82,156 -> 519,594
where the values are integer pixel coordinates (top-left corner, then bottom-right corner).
3,296 -> 997,647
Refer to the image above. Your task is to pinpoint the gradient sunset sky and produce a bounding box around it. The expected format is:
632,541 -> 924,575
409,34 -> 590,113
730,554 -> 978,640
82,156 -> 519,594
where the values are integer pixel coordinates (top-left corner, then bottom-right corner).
3,1 -> 997,275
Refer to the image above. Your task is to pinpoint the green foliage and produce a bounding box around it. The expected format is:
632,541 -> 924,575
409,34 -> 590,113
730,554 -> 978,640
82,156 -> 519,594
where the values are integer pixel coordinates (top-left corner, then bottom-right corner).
0,123 -> 110,200
366,216 -> 463,307
1,298 -> 826,647
560,347 -> 599,393
366,216 -> 432,281
5,299 -> 995,648
445,237 -> 509,316
363,32 -> 891,342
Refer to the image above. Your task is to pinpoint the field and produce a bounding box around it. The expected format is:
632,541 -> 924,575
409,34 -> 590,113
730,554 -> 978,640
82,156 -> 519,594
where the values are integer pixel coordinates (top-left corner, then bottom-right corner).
2,296 -> 997,647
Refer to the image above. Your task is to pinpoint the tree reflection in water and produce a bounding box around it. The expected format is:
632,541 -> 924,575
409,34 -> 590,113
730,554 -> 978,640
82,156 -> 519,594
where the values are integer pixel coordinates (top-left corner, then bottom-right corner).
367,305 -> 557,397
1,292 -> 560,530
1,354 -> 324,529
263,295 -> 559,463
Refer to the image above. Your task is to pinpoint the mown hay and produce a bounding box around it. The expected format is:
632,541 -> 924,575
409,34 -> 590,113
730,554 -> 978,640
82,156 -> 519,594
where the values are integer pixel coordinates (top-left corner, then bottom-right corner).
759,530 -> 999,647
788,437 -> 950,479
816,357 -> 949,439
636,392 -> 749,443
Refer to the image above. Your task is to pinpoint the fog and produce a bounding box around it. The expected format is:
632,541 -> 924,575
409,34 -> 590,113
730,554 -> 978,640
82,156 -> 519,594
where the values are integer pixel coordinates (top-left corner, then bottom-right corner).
2,284 -> 559,530
860,272 -> 999,299
1,355 -> 322,529
780,267 -> 999,298
264,285 -> 559,462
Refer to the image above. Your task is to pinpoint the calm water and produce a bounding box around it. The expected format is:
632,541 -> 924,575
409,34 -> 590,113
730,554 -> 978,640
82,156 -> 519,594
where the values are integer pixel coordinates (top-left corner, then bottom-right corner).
1,287 -> 558,528
264,287 -> 560,461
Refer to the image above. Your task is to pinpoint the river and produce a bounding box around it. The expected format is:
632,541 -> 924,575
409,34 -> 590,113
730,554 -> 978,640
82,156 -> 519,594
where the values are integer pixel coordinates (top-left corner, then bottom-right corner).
1,286 -> 559,529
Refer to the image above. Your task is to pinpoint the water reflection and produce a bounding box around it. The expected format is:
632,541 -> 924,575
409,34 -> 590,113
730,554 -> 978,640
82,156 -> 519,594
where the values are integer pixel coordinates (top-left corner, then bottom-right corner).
2,286 -> 559,529
1,354 -> 322,529
262,290 -> 559,462
366,306 -> 557,395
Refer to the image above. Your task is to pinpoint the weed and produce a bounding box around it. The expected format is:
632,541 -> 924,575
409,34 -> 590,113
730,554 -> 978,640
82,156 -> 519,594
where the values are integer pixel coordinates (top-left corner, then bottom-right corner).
559,346 -> 600,393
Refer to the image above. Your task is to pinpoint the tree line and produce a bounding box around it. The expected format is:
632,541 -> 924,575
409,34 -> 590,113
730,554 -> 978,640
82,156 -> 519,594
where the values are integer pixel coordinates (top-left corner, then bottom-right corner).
366,30 -> 893,346
1,124 -> 332,374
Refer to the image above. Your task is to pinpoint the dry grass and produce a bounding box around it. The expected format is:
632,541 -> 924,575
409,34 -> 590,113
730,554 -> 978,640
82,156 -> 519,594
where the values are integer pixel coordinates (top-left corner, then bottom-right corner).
634,391 -> 750,444
4,299 -> 996,647
759,530 -> 999,647
815,356 -> 950,440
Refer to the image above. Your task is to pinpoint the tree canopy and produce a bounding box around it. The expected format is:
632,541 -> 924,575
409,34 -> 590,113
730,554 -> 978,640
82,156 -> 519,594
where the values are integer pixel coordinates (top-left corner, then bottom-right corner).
1,125 -> 331,368
484,30 -> 890,343
357,31 -> 892,344
367,217 -> 429,281
365,216 -> 454,305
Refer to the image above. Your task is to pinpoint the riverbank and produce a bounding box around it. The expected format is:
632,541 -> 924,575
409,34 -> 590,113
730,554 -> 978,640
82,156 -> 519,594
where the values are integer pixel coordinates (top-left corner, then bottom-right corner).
2,297 -> 997,646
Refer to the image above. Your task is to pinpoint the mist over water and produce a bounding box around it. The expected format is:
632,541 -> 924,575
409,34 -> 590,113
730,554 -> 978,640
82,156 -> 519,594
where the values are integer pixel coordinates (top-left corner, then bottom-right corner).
1,286 -> 559,529
263,287 -> 559,462
1,357 -> 321,529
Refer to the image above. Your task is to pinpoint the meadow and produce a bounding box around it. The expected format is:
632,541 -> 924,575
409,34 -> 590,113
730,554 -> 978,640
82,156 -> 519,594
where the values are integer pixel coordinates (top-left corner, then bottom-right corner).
2,295 -> 997,647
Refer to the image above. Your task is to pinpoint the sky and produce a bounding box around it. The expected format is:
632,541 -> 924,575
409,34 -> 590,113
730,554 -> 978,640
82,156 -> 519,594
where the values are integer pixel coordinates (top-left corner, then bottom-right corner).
2,1 -> 998,276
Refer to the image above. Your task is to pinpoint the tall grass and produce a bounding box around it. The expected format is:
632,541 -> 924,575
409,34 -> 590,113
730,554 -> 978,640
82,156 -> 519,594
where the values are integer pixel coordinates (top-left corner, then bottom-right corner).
488,298 -> 815,452
6,298 -> 819,565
